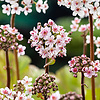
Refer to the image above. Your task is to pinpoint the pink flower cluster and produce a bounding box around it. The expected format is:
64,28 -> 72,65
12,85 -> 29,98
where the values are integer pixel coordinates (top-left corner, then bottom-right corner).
28,19 -> 71,59
1,0 -> 49,16
68,54 -> 100,78
0,24 -> 26,56
0,76 -> 34,100
70,17 -> 91,32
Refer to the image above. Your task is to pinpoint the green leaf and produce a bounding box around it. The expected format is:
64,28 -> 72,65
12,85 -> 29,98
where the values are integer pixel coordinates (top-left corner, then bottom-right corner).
44,58 -> 55,68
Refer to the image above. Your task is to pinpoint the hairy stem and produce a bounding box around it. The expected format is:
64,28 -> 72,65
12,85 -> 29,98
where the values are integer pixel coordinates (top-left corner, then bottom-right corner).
10,14 -> 20,80
89,13 -> 95,100
45,58 -> 49,74
5,50 -> 10,88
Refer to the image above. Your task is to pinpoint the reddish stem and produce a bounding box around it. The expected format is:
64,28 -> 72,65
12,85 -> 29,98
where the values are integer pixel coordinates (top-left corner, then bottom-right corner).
5,50 -> 10,88
45,58 -> 49,74
81,32 -> 87,100
10,14 -> 20,80
89,13 -> 95,100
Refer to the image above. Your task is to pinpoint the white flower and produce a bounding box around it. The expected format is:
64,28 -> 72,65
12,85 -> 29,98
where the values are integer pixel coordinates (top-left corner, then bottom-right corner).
47,91 -> 60,100
25,87 -> 33,95
64,0 -> 72,8
36,0 -> 43,13
18,45 -> 26,57
42,0 -> 49,13
83,7 -> 89,17
84,66 -> 95,78
16,34 -> 23,41
72,7 -> 84,18
2,4 -> 11,16
78,25 -> 87,32
94,19 -> 100,29
23,0 -> 32,5
72,17 -> 81,24
21,76 -> 32,87
15,91 -> 25,100
23,5 -> 32,15
11,3 -> 22,15
70,24 -> 79,32
8,27 -> 18,34
95,48 -> 100,58
95,37 -> 100,47
5,0 -> 18,4
0,24 -> 10,30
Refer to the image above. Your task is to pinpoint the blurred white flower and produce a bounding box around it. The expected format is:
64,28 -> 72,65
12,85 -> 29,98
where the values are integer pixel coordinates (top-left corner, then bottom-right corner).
2,4 -> 11,16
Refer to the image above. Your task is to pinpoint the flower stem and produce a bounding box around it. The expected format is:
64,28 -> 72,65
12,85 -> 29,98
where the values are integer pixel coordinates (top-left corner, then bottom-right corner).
45,58 -> 49,74
10,14 -> 20,80
81,32 -> 87,100
5,50 -> 10,88
14,49 -> 20,80
81,72 -> 85,100
89,13 -> 95,100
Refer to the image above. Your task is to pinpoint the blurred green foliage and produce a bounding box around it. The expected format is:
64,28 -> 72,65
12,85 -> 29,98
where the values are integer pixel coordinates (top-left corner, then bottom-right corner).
0,50 -> 31,88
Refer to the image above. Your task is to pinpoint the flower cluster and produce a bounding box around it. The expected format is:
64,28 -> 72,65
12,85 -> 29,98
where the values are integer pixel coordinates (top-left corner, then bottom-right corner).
28,19 -> 71,59
0,24 -> 26,56
32,73 -> 58,99
59,92 -> 82,100
68,54 -> 99,78
0,76 -> 34,100
58,0 -> 100,19
70,17 -> 92,33
1,0 -> 49,16
86,35 -> 100,59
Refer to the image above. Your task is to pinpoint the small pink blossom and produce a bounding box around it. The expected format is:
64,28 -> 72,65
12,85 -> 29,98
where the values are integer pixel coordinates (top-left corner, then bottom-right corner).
18,45 -> 26,57
71,67 -> 78,73
68,58 -> 76,67
47,91 -> 60,100
1,37 -> 6,42
48,19 -> 54,26
15,91 -> 25,100
8,27 -> 18,34
82,60 -> 87,65
84,66 -> 95,78
17,34 -> 23,41
78,25 -> 87,32
0,24 -> 10,30
70,24 -> 79,32
72,17 -> 81,24
21,76 -> 32,87
45,35 -> 55,45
